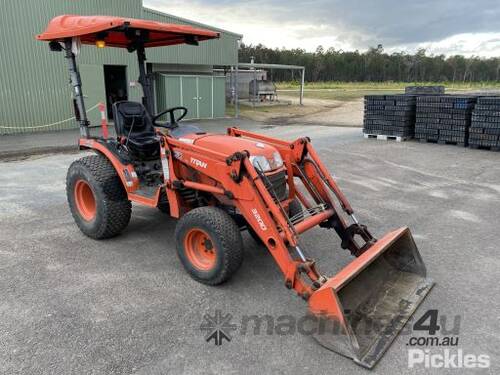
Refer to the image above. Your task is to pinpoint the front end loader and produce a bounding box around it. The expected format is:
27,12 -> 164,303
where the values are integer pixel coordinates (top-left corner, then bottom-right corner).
37,15 -> 433,368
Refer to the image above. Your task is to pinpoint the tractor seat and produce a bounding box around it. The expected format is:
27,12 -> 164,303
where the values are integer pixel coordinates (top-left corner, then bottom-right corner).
112,101 -> 160,160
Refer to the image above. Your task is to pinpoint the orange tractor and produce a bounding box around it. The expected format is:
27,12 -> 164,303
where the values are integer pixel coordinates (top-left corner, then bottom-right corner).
38,15 -> 433,368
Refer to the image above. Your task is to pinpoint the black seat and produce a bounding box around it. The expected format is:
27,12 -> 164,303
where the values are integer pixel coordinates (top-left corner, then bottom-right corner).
112,101 -> 160,160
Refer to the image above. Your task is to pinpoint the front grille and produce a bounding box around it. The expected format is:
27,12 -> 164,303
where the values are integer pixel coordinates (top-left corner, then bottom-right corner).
264,169 -> 287,201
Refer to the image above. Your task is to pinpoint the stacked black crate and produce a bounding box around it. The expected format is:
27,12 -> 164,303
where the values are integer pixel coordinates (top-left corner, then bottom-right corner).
406,86 -> 445,95
415,95 -> 476,146
363,95 -> 416,139
469,97 -> 500,151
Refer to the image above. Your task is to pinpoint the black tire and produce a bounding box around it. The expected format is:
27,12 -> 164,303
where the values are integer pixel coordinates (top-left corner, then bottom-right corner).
175,206 -> 243,285
66,154 -> 131,239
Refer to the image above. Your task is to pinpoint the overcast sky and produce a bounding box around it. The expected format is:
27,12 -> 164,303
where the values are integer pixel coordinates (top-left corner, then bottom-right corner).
144,0 -> 500,57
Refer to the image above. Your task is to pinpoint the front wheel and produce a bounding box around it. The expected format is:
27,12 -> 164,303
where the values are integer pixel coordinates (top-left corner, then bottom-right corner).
175,207 -> 243,285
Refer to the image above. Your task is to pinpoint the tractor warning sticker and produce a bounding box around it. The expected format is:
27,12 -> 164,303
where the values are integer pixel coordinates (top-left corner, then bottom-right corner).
160,150 -> 170,181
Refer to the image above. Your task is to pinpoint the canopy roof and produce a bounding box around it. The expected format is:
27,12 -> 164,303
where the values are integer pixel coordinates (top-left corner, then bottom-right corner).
37,15 -> 219,48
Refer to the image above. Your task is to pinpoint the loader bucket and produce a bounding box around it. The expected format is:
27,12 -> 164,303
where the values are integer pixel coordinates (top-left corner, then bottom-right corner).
308,227 -> 434,368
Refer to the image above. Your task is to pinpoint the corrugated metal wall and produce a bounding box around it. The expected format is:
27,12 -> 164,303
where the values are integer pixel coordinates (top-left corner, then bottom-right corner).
0,0 -> 240,135
142,8 -> 240,66
0,0 -> 142,135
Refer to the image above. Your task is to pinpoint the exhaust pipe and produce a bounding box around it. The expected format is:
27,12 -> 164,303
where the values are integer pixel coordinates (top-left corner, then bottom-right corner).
308,227 -> 434,368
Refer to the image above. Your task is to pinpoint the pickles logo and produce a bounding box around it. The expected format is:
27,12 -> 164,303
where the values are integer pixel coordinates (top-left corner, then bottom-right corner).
408,349 -> 490,369
407,310 -> 490,369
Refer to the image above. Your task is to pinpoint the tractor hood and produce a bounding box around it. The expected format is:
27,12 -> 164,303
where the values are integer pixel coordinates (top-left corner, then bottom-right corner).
176,133 -> 277,159
176,133 -> 282,170
194,134 -> 278,159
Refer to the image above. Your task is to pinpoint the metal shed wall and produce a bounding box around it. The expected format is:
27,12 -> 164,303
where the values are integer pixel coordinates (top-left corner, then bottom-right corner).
0,0 -> 240,135
142,8 -> 241,66
0,0 -> 141,135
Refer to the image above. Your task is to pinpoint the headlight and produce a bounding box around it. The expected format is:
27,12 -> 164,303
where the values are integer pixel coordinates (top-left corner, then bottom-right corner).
271,151 -> 283,169
249,155 -> 271,172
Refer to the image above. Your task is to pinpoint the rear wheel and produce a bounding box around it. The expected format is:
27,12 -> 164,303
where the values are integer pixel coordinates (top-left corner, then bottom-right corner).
67,154 -> 131,239
175,207 -> 243,285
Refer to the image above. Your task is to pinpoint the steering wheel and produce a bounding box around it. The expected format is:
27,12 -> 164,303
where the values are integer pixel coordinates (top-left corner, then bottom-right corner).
152,106 -> 188,128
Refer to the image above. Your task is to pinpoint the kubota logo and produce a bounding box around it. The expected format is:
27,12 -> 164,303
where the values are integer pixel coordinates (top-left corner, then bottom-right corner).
251,208 -> 267,231
190,157 -> 207,169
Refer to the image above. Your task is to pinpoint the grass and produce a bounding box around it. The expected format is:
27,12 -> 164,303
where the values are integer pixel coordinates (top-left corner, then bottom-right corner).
276,81 -> 500,101
276,81 -> 500,90
281,89 -> 404,101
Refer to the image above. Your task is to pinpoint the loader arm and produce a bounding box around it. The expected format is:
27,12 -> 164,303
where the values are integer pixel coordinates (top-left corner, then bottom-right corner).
227,127 -> 377,256
224,128 -> 434,368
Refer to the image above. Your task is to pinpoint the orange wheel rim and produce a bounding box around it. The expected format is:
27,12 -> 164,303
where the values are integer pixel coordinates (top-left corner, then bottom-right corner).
74,179 -> 96,221
184,228 -> 217,271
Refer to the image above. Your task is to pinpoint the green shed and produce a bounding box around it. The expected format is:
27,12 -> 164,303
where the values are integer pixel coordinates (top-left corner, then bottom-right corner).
0,0 -> 241,135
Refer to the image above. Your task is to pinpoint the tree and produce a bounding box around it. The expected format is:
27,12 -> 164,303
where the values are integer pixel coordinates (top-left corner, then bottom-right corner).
238,43 -> 500,83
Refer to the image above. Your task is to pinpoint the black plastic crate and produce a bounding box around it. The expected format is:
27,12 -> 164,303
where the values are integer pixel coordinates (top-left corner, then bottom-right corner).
363,94 -> 416,138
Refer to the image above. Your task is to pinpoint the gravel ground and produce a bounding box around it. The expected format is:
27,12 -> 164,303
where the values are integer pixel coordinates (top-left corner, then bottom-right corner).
0,123 -> 498,374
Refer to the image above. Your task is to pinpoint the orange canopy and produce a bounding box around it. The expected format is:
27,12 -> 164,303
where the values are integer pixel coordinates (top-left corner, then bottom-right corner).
37,15 -> 219,48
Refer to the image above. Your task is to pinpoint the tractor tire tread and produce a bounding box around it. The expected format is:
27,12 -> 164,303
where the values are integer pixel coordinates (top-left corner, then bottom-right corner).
67,154 -> 131,239
175,206 -> 243,285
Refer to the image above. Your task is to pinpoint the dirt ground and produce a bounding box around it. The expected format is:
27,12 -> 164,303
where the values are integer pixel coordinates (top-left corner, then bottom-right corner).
238,94 -> 364,127
237,87 -> 500,128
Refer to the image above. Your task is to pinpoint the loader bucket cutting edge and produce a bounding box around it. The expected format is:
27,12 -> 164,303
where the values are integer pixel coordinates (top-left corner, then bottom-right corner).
308,227 -> 434,369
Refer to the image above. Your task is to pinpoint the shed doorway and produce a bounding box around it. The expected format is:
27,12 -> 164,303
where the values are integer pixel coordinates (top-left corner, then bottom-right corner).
104,65 -> 128,119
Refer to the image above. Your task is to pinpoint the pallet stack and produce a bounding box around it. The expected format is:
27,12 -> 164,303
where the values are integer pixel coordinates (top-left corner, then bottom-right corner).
405,86 -> 445,95
363,95 -> 416,140
469,97 -> 500,151
415,95 -> 477,146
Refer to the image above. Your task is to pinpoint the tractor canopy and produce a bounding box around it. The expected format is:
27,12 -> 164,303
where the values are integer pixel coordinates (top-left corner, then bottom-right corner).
36,15 -> 219,48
